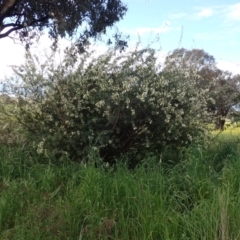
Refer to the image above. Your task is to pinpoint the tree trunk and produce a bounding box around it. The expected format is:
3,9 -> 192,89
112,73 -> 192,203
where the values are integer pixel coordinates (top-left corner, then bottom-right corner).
220,119 -> 225,131
215,118 -> 225,131
215,106 -> 230,131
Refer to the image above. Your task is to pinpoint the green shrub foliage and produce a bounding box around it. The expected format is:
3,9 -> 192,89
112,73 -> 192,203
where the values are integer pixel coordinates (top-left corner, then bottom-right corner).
4,45 -> 211,162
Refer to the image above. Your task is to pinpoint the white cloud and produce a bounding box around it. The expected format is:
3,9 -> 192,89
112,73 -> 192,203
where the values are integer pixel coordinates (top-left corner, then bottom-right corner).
0,38 -> 25,79
230,40 -> 238,46
195,32 -> 226,41
217,60 -> 240,75
0,34 -> 113,80
134,26 -> 170,35
0,34 -> 79,80
226,3 -> 240,21
169,12 -> 187,19
121,21 -> 172,37
196,8 -> 213,19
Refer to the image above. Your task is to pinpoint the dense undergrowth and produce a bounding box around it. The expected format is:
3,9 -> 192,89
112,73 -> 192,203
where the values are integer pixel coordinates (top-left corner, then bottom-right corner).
0,45 -> 212,164
1,43 -> 240,239
1,136 -> 240,239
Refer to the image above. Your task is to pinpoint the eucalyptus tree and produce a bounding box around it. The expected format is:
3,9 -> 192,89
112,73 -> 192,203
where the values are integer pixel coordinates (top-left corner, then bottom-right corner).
164,48 -> 240,130
210,72 -> 240,130
0,0 -> 128,49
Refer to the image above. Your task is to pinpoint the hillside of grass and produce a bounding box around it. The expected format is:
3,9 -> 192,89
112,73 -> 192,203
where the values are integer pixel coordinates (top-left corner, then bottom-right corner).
1,134 -> 240,239
1,45 -> 240,239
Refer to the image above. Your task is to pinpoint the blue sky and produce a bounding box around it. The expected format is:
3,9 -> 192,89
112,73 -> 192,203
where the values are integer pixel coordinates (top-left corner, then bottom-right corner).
109,0 -> 240,73
0,0 -> 239,78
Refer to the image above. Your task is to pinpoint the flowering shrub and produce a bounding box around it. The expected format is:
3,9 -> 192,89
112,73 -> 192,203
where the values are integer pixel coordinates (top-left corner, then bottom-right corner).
4,45 -> 211,163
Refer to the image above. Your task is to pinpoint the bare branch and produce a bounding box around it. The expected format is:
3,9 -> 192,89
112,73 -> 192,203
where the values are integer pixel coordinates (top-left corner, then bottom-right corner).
0,25 -> 22,38
1,22 -> 18,29
0,14 -> 51,39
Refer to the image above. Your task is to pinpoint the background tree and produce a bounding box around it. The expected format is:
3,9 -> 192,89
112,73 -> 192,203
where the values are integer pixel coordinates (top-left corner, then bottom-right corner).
209,72 -> 240,130
0,0 -> 127,49
164,48 -> 216,71
164,48 -> 240,130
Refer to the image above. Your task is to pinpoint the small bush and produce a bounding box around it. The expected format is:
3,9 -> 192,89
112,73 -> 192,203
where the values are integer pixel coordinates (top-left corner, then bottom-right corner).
2,44 -> 211,163
0,95 -> 27,146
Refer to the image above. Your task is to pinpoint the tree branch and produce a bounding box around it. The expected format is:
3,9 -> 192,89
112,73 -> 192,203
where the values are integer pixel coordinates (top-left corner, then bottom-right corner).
0,15 -> 51,39
1,22 -> 19,29
29,15 -> 51,26
0,25 -> 22,38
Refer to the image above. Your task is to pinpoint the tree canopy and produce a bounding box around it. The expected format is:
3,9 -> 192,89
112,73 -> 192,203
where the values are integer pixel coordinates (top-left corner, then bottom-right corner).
164,48 -> 240,130
164,48 -> 216,72
0,0 -> 127,47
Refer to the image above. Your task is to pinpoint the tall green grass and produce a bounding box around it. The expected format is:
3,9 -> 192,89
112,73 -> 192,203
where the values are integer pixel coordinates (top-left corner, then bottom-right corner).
1,139 -> 240,239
